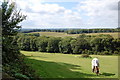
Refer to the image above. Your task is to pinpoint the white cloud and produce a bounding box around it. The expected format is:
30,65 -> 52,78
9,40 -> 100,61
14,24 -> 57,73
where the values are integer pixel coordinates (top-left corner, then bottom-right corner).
15,0 -> 83,28
15,0 -> 119,29
77,0 -> 119,28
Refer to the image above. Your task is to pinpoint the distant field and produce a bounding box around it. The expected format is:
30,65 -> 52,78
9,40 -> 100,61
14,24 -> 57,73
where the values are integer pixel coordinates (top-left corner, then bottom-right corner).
21,51 -> 118,78
31,32 -> 119,38
31,32 -> 80,38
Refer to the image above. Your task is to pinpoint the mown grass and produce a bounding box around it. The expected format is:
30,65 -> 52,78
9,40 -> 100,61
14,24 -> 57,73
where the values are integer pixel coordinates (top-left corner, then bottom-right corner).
21,51 -> 118,78
31,32 -> 118,38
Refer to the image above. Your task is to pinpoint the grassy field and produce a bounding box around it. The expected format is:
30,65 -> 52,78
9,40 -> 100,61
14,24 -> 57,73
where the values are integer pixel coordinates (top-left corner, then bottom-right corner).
21,51 -> 118,78
31,32 -> 119,38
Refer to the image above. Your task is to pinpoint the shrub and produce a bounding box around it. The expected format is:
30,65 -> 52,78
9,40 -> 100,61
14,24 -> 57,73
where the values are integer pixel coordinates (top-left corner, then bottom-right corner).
2,55 -> 39,79
82,51 -> 85,54
97,52 -> 101,55
93,51 -> 98,55
87,50 -> 94,55
114,51 -> 119,54
81,54 -> 91,58
15,73 -> 29,79
102,51 -> 111,55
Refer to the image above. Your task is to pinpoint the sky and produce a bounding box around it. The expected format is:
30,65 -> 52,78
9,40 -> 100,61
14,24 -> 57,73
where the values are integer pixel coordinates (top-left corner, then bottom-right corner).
1,0 -> 119,29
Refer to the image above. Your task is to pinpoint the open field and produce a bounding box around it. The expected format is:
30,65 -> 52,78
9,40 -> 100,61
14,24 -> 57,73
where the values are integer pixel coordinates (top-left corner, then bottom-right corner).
21,51 -> 118,78
31,32 -> 119,38
31,32 -> 80,38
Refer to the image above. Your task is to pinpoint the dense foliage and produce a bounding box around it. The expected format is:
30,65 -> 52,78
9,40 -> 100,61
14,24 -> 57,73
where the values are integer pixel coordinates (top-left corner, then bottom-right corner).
16,33 -> 120,55
2,1 -> 26,63
2,1 -> 38,79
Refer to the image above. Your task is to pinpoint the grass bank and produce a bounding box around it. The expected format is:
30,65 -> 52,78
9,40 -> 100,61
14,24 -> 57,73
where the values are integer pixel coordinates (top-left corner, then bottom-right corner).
21,51 -> 118,78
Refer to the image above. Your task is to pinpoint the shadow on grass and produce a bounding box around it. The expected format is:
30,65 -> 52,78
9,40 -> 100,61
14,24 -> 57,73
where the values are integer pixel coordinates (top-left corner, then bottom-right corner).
100,73 -> 115,76
24,57 -> 96,78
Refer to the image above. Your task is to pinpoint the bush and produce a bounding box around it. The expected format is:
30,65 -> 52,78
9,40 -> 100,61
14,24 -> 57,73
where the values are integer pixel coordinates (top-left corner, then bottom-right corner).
97,52 -> 101,55
114,51 -> 119,54
2,54 -> 39,79
15,73 -> 29,79
102,51 -> 111,55
93,51 -> 98,55
87,50 -> 94,55
81,54 -> 91,58
82,51 -> 85,54
81,49 -> 89,54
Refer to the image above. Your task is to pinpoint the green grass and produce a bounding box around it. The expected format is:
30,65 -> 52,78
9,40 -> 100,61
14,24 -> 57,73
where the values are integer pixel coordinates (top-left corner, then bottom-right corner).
31,32 -> 80,38
31,32 -> 118,38
21,51 -> 118,78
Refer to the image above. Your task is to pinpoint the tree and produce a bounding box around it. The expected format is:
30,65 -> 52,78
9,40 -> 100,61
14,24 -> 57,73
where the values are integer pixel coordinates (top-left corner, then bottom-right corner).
78,34 -> 86,39
112,38 -> 120,52
46,37 -> 61,53
101,37 -> 114,52
30,36 -> 38,51
59,37 -> 73,54
36,36 -> 48,52
71,37 -> 91,54
70,39 -> 77,54
2,1 -> 26,63
90,37 -> 104,52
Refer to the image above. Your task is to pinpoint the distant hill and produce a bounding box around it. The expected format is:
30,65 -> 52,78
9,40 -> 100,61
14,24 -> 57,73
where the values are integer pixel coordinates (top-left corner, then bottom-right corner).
30,32 -> 118,38
20,28 -> 119,34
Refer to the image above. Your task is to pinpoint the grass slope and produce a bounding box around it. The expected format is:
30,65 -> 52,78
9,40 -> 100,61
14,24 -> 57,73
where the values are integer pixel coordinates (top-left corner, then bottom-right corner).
31,32 -> 118,38
21,51 -> 118,78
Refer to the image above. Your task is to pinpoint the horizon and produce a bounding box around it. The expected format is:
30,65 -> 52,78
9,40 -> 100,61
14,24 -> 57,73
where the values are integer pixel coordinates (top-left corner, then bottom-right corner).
21,27 -> 117,30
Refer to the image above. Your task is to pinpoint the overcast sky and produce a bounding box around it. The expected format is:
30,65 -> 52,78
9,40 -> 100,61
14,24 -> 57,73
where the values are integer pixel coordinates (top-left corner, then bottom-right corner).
1,0 -> 119,29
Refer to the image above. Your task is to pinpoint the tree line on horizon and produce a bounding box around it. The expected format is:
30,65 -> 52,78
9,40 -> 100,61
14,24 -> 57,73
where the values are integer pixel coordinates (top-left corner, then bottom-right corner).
20,28 -> 119,34
15,33 -> 120,55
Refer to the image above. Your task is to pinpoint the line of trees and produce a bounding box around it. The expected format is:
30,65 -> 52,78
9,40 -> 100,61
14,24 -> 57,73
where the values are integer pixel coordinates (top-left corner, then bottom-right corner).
66,29 -> 119,34
20,28 -> 119,34
15,33 -> 120,55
